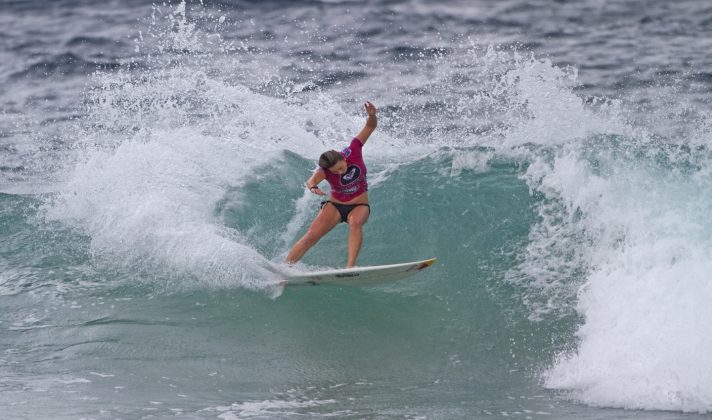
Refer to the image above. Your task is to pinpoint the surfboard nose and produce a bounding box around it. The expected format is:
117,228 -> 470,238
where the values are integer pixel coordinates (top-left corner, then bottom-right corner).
416,258 -> 436,270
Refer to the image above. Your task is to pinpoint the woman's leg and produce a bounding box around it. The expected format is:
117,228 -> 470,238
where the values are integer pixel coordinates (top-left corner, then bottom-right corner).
346,205 -> 370,267
286,203 -> 341,264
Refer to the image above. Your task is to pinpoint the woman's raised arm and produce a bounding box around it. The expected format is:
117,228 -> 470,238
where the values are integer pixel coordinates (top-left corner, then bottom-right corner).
356,101 -> 377,145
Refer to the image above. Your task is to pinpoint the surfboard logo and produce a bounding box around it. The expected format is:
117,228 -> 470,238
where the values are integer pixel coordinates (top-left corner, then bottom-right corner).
340,165 -> 360,184
335,272 -> 360,278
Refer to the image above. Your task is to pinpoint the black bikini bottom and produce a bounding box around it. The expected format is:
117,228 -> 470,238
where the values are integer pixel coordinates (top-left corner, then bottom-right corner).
320,201 -> 371,223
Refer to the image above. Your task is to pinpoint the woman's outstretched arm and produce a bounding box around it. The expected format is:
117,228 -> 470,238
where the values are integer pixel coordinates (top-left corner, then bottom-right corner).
356,101 -> 377,145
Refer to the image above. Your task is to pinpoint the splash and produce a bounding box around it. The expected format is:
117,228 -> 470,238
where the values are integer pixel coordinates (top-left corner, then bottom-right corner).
476,43 -> 712,412
43,1 -> 346,291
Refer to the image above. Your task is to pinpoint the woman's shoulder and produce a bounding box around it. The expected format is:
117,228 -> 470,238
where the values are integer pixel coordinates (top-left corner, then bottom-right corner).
343,137 -> 363,156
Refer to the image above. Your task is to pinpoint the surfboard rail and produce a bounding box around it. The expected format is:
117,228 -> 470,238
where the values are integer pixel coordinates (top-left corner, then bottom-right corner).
280,257 -> 436,287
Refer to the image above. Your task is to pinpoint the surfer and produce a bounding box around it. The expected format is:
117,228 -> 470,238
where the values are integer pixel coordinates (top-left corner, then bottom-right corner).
286,101 -> 377,267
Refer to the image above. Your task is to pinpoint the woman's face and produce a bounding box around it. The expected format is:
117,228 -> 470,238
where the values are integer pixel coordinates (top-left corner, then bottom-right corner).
328,160 -> 348,175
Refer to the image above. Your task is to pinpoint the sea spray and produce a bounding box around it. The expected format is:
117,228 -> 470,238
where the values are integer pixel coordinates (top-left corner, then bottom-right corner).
42,1 -> 328,290
485,49 -> 712,412
539,141 -> 712,412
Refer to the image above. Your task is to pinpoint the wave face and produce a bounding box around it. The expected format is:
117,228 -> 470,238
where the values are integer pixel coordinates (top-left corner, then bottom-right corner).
2,0 -> 712,418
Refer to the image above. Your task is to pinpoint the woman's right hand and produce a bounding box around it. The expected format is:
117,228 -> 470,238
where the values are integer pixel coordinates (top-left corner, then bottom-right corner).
309,186 -> 325,196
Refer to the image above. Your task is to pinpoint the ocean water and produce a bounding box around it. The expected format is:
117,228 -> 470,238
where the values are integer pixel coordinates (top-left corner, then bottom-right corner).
2,0 -> 712,418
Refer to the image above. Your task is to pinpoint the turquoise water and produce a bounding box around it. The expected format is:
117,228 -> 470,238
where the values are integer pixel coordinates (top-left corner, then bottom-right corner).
4,142 -> 711,418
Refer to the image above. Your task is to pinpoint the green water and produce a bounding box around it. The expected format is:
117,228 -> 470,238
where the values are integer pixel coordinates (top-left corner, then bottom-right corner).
2,151 -> 710,419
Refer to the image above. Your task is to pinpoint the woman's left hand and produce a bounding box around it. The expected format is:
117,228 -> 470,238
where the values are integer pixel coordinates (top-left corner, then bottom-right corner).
365,101 -> 377,116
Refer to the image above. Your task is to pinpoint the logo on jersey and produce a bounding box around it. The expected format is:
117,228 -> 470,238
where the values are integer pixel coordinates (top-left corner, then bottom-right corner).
340,165 -> 361,184
342,147 -> 352,158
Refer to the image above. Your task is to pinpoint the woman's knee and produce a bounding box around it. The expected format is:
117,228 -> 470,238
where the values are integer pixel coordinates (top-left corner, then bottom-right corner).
348,215 -> 368,229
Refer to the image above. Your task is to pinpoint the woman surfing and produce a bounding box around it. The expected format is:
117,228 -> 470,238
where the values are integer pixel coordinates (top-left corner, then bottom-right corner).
286,101 -> 377,267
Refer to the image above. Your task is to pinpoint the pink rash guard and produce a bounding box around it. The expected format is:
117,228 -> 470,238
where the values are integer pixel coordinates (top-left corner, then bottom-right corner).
321,137 -> 368,202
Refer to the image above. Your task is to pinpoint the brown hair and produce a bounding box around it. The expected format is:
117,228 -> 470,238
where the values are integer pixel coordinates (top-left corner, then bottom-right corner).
318,150 -> 344,169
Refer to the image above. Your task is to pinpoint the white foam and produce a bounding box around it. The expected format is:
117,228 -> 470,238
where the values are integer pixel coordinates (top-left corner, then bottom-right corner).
206,398 -> 337,419
540,157 -> 712,412
39,8 -> 301,290
487,48 -> 712,412
450,150 -> 493,175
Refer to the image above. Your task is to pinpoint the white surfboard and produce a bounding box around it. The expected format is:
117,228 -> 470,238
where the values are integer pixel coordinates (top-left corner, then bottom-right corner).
280,258 -> 436,287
